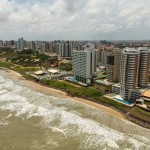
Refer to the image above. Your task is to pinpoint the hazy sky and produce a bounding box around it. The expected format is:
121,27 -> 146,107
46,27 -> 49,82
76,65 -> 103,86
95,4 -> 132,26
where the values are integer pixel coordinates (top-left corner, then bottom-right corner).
0,0 -> 150,40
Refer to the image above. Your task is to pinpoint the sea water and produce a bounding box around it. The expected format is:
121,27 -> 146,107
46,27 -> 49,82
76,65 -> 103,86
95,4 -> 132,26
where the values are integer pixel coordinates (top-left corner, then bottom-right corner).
0,71 -> 150,150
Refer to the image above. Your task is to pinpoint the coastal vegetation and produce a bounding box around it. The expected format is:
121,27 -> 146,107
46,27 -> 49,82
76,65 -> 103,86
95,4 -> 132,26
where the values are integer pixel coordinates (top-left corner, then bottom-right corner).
0,48 -> 149,128
58,62 -> 72,71
129,106 -> 150,122
0,48 -> 58,68
0,59 -> 129,112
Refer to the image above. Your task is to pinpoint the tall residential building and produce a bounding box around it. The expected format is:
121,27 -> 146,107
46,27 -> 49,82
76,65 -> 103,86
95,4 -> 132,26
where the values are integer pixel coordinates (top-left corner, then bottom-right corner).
39,43 -> 46,54
0,40 -> 3,47
30,41 -> 36,51
106,52 -> 114,82
120,48 -> 139,100
58,42 -> 72,58
72,44 -> 96,84
95,49 -> 101,66
138,47 -> 150,87
17,37 -> 24,51
101,50 -> 108,66
10,40 -> 15,47
120,47 -> 150,101
113,49 -> 121,83
65,42 -> 69,57
59,42 -> 64,56
45,42 -> 52,52
69,42 -> 73,57
104,49 -> 121,83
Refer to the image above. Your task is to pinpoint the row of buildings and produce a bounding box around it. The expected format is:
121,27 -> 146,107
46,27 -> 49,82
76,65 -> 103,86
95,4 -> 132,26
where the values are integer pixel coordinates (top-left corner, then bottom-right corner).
1,38 -> 150,103
72,45 -> 150,103
1,38 -> 103,57
16,38 -> 89,57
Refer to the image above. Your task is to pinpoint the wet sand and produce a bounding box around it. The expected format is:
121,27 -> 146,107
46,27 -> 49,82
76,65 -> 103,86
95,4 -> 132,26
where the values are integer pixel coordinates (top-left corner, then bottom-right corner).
1,68 -> 129,122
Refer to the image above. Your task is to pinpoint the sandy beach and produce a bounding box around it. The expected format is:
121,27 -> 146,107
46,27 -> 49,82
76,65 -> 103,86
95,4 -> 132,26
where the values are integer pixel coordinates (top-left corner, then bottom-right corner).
1,68 -> 129,122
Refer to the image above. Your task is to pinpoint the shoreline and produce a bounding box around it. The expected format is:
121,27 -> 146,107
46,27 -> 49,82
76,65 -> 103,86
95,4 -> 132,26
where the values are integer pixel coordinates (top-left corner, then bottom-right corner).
0,68 -> 130,123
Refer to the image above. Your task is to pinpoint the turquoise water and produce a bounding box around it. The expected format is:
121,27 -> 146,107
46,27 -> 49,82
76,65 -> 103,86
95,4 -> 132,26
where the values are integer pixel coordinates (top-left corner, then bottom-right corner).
113,98 -> 133,105
67,77 -> 78,83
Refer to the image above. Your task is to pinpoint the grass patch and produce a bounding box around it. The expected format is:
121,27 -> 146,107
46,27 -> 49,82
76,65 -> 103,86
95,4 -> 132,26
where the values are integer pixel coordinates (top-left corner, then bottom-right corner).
96,97 -> 130,112
0,60 -> 15,69
0,60 -> 39,76
129,107 -> 150,122
42,79 -> 130,112
144,101 -> 150,106
42,79 -> 102,99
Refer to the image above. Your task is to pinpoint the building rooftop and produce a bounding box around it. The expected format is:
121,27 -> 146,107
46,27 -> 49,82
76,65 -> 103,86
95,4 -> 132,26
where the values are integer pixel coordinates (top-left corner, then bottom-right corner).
142,90 -> 150,98
123,47 -> 138,54
34,70 -> 46,75
48,69 -> 58,74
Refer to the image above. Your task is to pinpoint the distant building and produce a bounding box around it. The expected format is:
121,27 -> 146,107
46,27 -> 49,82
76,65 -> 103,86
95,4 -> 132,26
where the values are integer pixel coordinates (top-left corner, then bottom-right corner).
106,49 -> 121,83
72,43 -> 96,84
59,42 -> 72,58
113,50 -> 121,83
30,41 -> 36,51
0,40 -> 4,47
39,43 -> 46,54
17,37 -> 24,51
95,49 -> 101,66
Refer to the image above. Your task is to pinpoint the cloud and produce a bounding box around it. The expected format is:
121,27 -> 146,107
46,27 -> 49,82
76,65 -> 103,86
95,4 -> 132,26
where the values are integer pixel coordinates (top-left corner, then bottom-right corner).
0,0 -> 14,21
0,0 -> 150,40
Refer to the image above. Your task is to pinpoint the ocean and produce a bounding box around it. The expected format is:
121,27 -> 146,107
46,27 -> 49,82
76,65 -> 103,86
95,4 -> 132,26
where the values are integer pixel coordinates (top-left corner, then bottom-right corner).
0,71 -> 150,150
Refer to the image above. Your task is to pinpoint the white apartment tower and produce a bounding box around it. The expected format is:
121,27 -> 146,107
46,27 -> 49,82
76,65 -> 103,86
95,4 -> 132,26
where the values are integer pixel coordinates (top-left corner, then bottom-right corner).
120,47 -> 150,101
138,47 -> 150,87
17,37 -> 24,51
72,44 -> 96,84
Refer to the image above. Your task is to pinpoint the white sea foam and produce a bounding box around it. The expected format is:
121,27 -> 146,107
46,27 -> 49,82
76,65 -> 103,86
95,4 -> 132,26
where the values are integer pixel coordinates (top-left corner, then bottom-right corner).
0,113 -> 12,126
0,89 -> 8,95
0,120 -> 10,126
128,138 -> 150,150
51,127 -> 66,136
0,73 -> 150,149
5,113 -> 12,119
0,76 -> 5,83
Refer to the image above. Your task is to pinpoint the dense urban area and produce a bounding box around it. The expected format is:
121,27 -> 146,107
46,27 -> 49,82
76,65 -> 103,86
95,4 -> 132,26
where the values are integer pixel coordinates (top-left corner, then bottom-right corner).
0,38 -> 150,128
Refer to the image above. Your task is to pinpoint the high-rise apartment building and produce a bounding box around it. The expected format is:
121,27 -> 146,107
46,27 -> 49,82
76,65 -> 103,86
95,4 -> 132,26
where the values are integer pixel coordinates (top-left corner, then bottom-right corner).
120,48 -> 139,100
58,42 -> 72,58
113,50 -> 121,83
138,47 -> 150,87
120,47 -> 150,101
30,41 -> 36,51
72,44 -> 96,84
104,49 -> 121,83
106,52 -> 114,82
0,40 -> 3,47
17,37 -> 24,51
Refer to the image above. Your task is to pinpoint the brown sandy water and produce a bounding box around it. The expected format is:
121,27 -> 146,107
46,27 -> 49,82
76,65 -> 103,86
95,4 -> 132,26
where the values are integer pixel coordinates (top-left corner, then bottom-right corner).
0,71 -> 150,150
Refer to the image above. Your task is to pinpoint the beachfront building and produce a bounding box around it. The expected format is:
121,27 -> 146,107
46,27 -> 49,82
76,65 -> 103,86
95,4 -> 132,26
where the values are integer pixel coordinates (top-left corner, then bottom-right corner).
72,43 -> 96,85
119,47 -> 150,102
138,47 -> 150,87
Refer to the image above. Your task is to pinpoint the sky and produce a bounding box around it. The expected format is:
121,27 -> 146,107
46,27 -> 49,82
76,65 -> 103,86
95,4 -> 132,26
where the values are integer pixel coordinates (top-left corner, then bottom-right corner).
0,0 -> 150,40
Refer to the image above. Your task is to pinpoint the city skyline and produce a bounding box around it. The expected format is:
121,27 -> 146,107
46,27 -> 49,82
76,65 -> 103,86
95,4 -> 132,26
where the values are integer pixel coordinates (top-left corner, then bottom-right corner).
1,0 -> 150,40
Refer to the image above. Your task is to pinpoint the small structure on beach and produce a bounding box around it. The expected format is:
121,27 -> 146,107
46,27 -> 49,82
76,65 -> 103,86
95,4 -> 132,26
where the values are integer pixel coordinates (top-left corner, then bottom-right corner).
34,70 -> 46,76
48,69 -> 59,75
31,70 -> 48,80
